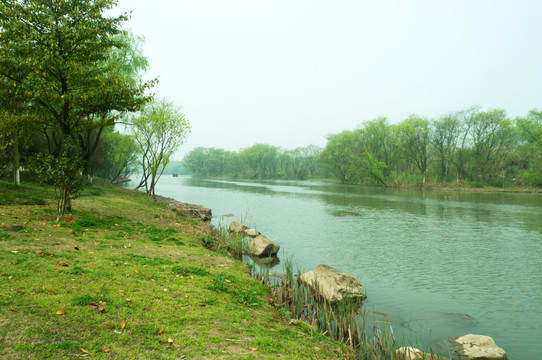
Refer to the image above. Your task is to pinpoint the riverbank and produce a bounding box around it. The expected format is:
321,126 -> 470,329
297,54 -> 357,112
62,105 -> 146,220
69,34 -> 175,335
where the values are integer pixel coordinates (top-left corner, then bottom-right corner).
189,175 -> 542,194
0,180 -> 351,359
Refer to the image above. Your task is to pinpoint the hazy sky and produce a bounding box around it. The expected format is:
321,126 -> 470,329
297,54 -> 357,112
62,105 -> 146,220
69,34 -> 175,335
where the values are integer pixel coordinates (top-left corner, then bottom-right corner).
114,0 -> 542,158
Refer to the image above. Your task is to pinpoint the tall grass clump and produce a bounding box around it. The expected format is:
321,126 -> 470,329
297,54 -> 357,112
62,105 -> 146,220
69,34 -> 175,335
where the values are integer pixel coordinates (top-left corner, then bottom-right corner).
252,258 -> 440,359
212,218 -> 251,259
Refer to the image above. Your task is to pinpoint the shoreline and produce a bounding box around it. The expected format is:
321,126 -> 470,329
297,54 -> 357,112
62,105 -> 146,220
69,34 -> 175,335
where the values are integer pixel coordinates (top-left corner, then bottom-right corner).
182,174 -> 542,194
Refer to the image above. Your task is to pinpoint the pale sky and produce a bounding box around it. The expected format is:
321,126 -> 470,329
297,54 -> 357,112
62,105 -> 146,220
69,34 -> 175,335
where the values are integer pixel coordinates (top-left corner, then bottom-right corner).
113,0 -> 542,159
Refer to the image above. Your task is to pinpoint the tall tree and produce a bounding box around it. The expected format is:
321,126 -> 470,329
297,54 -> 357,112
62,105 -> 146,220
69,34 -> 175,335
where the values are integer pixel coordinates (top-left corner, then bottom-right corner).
320,131 -> 359,184
396,116 -> 431,185
131,99 -> 190,200
467,109 -> 515,181
431,113 -> 462,180
0,0 -> 154,169
516,109 -> 542,185
239,144 -> 279,179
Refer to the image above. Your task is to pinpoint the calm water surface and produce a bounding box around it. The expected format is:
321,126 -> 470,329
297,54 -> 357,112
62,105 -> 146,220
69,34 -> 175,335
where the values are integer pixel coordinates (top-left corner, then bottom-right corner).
153,176 -> 542,359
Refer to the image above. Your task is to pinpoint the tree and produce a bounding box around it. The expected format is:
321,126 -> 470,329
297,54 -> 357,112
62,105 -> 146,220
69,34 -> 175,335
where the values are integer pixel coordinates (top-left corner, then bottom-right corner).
131,99 -> 190,199
239,144 -> 279,179
87,129 -> 139,184
29,138 -> 83,221
358,117 -> 394,176
467,109 -> 515,181
396,116 -> 431,185
77,31 -> 151,177
0,0 -> 154,195
431,113 -> 462,180
515,109 -> 542,185
0,0 -> 154,137
319,131 -> 359,184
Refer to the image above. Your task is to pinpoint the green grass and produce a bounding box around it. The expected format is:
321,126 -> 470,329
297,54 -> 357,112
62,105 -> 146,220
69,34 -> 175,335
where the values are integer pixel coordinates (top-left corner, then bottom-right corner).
0,179 -> 351,359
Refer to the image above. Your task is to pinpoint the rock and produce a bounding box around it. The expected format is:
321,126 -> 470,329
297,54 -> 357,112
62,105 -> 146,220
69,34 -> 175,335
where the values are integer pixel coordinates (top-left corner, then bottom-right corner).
299,264 -> 366,304
245,235 -> 280,257
395,346 -> 447,360
244,228 -> 261,237
252,256 -> 280,268
229,221 -> 248,233
154,195 -> 212,221
454,334 -> 507,360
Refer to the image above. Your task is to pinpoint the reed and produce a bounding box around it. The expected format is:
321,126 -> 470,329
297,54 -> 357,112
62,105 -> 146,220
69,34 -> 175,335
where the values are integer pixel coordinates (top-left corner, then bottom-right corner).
251,258 -> 442,360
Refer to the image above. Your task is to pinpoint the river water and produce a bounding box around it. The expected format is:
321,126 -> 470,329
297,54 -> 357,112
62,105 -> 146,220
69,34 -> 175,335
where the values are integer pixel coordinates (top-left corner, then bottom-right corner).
152,176 -> 542,359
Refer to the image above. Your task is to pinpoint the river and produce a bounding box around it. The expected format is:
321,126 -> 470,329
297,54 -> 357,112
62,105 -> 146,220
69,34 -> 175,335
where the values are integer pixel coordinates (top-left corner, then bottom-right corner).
151,176 -> 542,359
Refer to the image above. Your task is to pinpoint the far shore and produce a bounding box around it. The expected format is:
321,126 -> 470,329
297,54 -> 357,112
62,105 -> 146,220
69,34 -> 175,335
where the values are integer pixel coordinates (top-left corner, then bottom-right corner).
175,174 -> 542,194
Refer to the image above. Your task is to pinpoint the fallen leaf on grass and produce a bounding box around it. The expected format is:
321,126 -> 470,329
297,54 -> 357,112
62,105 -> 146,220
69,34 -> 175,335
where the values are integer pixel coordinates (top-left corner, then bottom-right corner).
89,303 -> 105,312
58,262 -> 69,267
172,343 -> 181,348
102,349 -> 113,353
249,347 -> 258,351
107,324 -> 115,329
81,348 -> 90,355
120,321 -> 126,329
143,307 -> 152,311
157,329 -> 163,335
56,309 -> 66,315
168,338 -> 174,344
9,308 -> 16,312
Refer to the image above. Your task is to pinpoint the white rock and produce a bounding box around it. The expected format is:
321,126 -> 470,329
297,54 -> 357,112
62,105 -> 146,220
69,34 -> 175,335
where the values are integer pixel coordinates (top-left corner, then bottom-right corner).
455,334 -> 507,359
299,264 -> 366,304
245,235 -> 280,257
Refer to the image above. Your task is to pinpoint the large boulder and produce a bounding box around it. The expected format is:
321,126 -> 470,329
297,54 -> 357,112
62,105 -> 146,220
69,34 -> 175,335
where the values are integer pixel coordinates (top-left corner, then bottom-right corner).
299,264 -> 366,304
454,334 -> 507,360
229,221 -> 248,234
395,347 -> 447,360
245,235 -> 280,257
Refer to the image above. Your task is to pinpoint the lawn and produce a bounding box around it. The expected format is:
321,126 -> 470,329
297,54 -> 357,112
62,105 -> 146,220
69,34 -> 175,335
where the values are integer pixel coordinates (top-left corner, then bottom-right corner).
0,180 -> 351,359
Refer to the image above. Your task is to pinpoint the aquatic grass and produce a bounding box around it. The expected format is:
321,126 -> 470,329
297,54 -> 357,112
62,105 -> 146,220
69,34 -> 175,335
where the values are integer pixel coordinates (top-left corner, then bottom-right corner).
250,256 -> 446,359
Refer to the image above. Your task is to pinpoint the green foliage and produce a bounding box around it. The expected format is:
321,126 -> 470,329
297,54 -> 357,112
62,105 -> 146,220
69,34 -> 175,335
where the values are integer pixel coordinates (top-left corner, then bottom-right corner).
320,131 -> 360,184
0,0 -> 154,136
131,99 -> 191,199
28,139 -> 84,221
182,144 -> 323,180
86,130 -> 140,184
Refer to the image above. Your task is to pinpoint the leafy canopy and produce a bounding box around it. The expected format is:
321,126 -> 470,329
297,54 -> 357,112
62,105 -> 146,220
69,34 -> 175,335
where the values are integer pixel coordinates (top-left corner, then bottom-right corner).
0,0 -> 155,138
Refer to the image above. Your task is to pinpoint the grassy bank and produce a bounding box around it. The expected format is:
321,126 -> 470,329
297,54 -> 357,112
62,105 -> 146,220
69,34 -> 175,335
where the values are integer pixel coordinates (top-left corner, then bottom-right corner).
0,180 -> 351,359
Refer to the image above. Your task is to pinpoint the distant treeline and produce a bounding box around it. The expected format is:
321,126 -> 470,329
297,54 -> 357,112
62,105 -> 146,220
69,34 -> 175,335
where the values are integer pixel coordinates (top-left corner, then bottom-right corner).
182,144 -> 324,180
182,106 -> 542,187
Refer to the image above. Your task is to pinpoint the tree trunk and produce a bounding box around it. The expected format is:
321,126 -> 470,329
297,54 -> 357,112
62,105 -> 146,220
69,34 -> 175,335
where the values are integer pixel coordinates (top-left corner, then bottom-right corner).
13,138 -> 20,186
